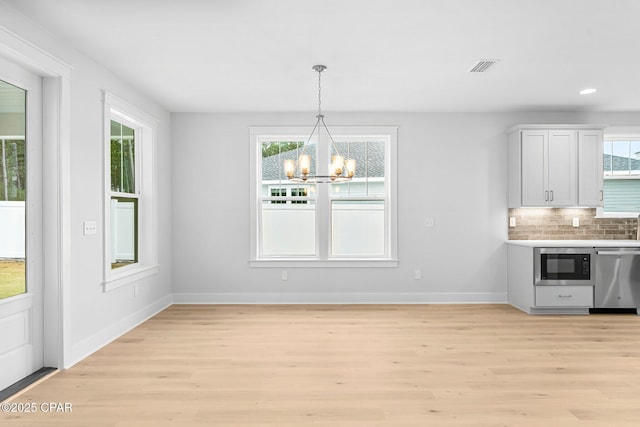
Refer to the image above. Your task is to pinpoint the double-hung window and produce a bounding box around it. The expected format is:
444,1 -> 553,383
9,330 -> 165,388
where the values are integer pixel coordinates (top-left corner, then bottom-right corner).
600,135 -> 640,216
103,92 -> 158,291
249,126 -> 398,267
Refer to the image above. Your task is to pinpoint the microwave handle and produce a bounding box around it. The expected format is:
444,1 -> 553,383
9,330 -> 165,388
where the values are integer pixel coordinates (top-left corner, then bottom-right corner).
596,250 -> 640,256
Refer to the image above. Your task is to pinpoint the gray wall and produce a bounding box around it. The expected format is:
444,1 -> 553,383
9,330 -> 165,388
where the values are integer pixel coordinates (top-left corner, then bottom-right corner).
0,2 -> 173,363
171,112 -> 640,303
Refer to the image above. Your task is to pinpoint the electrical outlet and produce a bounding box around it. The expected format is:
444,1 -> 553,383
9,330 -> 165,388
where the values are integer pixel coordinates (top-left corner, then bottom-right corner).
281,270 -> 288,281
424,217 -> 434,228
414,269 -> 422,280
509,217 -> 516,227
572,217 -> 580,227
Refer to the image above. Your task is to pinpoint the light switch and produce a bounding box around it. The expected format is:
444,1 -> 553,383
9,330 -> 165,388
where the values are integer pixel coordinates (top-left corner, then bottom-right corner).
281,270 -> 288,281
509,217 -> 516,227
83,221 -> 97,235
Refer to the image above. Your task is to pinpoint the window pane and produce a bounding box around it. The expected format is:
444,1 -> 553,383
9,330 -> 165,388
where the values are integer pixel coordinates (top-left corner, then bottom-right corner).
603,140 -> 612,176
261,200 -> 315,256
331,140 -> 385,197
0,140 -> 25,202
331,200 -> 384,256
611,140 -> 630,176
111,120 -> 135,193
111,197 -> 138,268
0,79 -> 26,299
261,140 -> 318,196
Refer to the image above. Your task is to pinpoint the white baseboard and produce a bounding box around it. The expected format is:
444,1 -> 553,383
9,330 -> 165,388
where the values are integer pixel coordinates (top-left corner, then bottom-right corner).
172,292 -> 508,304
68,295 -> 172,368
67,292 -> 507,368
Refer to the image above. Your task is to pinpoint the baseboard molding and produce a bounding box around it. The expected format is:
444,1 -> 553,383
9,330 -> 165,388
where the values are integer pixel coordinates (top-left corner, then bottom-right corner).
69,295 -> 172,368
172,292 -> 508,304
67,292 -> 507,368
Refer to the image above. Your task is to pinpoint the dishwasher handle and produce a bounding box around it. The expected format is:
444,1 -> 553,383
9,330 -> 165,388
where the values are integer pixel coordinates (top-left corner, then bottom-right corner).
596,250 -> 640,256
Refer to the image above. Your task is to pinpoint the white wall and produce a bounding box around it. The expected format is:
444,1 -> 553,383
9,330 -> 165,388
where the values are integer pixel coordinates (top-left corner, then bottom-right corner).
171,112 -> 640,303
0,1 -> 172,364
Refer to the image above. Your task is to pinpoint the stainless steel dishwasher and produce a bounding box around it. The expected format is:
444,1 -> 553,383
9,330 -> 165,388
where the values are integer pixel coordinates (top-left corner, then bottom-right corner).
595,248 -> 640,313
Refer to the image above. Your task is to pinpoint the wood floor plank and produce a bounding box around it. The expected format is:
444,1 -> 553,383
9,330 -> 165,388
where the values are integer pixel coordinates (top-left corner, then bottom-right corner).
2,304 -> 640,426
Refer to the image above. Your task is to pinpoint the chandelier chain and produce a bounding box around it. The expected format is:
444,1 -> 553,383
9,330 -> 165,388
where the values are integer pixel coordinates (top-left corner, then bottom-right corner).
317,68 -> 322,116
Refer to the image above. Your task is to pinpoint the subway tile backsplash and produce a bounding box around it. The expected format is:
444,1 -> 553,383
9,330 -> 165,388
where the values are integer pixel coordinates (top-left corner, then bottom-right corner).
508,208 -> 638,240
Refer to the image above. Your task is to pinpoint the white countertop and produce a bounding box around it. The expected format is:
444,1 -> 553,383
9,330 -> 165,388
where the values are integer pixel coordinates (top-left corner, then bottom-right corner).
507,240 -> 640,247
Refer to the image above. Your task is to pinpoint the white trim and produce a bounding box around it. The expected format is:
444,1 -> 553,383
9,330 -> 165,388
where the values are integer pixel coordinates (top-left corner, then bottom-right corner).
103,91 -> 158,292
104,92 -> 158,128
506,124 -> 607,133
603,126 -> 640,138
604,175 -> 640,180
172,292 -> 507,304
69,295 -> 171,368
102,264 -> 159,292
0,24 -> 73,369
249,259 -> 399,268
595,208 -> 639,218
249,125 -> 399,265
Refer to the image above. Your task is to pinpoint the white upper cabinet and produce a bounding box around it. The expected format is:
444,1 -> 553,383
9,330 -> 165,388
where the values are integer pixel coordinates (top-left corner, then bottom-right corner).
577,129 -> 604,207
547,129 -> 577,206
520,130 -> 549,206
508,125 -> 605,208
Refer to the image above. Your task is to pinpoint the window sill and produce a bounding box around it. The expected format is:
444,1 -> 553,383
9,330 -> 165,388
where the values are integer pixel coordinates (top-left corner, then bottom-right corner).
249,259 -> 399,268
595,209 -> 640,219
103,264 -> 159,292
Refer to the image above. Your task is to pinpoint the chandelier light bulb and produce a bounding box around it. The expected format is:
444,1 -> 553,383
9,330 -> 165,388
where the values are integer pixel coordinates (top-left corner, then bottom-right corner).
332,155 -> 344,175
346,159 -> 356,178
299,154 -> 311,175
284,159 -> 295,178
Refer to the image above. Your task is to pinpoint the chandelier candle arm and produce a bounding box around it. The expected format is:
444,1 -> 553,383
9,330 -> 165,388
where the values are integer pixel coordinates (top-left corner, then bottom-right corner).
283,65 -> 356,184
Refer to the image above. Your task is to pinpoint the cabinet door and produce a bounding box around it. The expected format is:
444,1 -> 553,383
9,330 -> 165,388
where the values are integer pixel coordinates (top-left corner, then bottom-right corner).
521,130 -> 548,206
547,130 -> 577,206
578,129 -> 604,206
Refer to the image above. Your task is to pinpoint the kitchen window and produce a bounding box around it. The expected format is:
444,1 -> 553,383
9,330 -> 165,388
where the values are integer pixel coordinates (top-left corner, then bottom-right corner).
249,126 -> 398,267
103,91 -> 159,291
600,137 -> 640,216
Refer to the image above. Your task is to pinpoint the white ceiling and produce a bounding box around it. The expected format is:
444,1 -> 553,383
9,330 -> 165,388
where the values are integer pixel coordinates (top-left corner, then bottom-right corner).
5,0 -> 640,113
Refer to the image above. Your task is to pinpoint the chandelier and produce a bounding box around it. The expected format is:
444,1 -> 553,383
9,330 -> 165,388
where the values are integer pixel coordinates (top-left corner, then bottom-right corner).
284,65 -> 356,183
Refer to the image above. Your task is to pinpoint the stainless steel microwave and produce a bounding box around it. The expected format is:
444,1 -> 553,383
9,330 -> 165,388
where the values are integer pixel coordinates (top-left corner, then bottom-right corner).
534,248 -> 595,286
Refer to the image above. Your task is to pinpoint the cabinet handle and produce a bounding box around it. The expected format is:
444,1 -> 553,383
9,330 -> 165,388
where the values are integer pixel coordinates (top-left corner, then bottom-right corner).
550,190 -> 554,201
545,191 -> 549,201
558,294 -> 572,298
600,190 -> 603,201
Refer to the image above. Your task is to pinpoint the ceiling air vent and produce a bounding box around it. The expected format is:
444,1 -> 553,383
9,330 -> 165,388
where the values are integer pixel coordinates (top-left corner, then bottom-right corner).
469,59 -> 500,73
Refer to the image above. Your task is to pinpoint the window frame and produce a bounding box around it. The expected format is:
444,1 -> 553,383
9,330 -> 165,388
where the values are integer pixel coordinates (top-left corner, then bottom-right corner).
249,125 -> 398,268
597,128 -> 640,218
102,91 -> 158,291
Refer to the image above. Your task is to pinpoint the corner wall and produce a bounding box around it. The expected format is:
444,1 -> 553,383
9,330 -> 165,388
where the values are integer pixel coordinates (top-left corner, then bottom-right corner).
0,2 -> 173,366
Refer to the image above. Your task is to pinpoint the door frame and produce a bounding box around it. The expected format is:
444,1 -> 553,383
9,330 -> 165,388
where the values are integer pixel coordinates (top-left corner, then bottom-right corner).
0,26 -> 72,369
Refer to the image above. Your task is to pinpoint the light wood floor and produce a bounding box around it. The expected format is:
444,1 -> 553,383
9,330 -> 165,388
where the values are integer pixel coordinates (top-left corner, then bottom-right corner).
2,304 -> 640,426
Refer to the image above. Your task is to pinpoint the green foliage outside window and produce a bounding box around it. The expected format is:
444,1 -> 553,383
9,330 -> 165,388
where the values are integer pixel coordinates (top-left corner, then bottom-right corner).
0,139 -> 26,201
261,141 -> 303,158
111,120 -> 135,193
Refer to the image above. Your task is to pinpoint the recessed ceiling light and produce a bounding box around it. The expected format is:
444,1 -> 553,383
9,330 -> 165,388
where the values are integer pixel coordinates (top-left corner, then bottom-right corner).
579,88 -> 597,95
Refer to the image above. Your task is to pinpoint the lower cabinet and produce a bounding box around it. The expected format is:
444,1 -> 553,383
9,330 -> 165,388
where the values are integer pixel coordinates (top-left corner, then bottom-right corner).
535,286 -> 593,307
